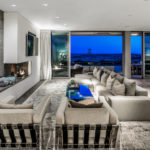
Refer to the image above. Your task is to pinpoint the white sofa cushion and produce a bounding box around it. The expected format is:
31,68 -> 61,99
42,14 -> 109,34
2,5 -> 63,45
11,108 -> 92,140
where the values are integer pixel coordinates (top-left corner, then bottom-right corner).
65,108 -> 109,125
99,96 -> 118,124
0,109 -> 33,124
75,74 -> 93,79
112,79 -> 125,96
0,102 -> 33,109
0,96 -> 15,104
56,97 -> 69,124
33,95 -> 51,123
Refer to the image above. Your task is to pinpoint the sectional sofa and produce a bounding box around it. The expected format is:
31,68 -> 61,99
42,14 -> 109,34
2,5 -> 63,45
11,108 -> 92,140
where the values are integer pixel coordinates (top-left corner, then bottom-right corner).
73,67 -> 148,97
72,67 -> 150,121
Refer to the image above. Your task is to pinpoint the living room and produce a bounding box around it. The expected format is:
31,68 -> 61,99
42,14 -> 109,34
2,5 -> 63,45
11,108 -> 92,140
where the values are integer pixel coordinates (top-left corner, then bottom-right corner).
0,0 -> 150,149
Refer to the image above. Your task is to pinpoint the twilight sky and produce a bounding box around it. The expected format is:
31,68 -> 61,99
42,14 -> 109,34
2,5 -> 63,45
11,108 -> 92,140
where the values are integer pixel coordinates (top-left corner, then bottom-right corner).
71,35 -> 142,54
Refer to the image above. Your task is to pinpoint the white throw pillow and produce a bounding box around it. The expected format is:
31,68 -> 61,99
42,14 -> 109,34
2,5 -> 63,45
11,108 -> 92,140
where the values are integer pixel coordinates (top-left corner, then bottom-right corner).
124,78 -> 136,96
101,72 -> 109,86
96,69 -> 102,80
74,64 -> 82,69
106,75 -> 115,90
93,67 -> 98,77
112,79 -> 125,96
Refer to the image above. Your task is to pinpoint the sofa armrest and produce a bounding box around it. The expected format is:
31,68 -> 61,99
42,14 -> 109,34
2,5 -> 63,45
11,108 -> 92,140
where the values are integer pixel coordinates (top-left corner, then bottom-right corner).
108,96 -> 150,121
98,96 -> 119,125
135,85 -> 148,96
56,97 -> 68,124
1,96 -> 15,104
33,95 -> 51,124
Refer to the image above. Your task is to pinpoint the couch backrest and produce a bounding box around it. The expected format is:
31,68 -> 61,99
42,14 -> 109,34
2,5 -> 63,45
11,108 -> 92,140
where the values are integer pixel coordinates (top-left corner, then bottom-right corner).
65,107 -> 110,125
0,109 -> 33,124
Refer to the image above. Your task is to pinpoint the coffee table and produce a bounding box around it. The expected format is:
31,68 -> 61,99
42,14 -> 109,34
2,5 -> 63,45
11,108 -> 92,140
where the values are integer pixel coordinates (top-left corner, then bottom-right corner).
66,84 -> 94,102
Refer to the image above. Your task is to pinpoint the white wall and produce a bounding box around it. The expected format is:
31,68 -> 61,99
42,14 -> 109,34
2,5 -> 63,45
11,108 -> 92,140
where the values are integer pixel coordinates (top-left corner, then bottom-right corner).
4,13 -> 18,63
1,12 -> 40,101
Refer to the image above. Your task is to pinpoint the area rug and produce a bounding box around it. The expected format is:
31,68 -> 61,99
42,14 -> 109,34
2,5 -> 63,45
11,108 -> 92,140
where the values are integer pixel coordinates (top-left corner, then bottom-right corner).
24,79 -> 150,149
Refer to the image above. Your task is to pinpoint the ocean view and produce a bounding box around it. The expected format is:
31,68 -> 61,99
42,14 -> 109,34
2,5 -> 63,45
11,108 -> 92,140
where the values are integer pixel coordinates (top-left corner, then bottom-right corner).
71,53 -> 141,72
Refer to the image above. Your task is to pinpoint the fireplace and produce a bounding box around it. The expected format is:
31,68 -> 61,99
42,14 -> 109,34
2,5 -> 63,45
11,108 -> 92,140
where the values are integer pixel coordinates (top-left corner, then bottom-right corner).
4,61 -> 32,78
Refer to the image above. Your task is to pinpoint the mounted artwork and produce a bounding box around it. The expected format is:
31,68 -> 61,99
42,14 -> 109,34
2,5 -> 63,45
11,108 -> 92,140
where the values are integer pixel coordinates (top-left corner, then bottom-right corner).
26,32 -> 38,56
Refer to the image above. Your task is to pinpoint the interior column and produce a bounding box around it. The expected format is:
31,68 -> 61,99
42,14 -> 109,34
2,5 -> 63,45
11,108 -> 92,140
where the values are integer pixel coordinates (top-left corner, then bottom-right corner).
122,31 -> 131,78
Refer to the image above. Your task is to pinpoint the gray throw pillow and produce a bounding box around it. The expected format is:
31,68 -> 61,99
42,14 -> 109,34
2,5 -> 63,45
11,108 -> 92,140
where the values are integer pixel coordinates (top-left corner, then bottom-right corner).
69,100 -> 103,108
106,75 -> 115,90
101,72 -> 109,86
110,71 -> 117,78
116,74 -> 124,83
93,67 -> 98,77
112,79 -> 125,96
124,78 -> 136,96
104,68 -> 111,75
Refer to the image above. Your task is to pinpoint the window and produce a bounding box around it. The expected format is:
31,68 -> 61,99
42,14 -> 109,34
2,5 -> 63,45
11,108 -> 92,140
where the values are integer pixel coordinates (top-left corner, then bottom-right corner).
71,34 -> 123,73
131,34 -> 142,77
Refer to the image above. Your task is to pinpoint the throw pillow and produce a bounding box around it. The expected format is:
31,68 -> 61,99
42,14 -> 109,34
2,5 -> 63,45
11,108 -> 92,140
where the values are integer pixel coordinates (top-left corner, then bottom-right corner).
93,67 -> 98,77
112,79 -> 125,96
74,64 -> 82,69
100,70 -> 104,81
96,69 -> 102,80
106,75 -> 115,90
110,71 -> 117,78
0,102 -> 33,109
116,74 -> 124,83
104,68 -> 111,75
69,100 -> 103,108
101,72 -> 109,86
83,67 -> 90,73
124,78 -> 136,96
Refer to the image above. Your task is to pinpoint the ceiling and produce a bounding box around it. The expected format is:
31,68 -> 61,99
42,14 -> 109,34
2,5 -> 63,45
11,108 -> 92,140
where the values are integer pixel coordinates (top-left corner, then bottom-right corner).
0,0 -> 150,31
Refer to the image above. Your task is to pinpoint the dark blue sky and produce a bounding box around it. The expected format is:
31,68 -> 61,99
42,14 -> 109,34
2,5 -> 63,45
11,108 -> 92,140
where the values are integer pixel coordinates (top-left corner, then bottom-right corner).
71,35 -> 142,54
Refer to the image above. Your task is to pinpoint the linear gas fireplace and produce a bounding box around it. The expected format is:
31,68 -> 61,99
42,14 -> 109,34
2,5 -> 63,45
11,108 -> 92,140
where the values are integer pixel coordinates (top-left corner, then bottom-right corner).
4,61 -> 32,78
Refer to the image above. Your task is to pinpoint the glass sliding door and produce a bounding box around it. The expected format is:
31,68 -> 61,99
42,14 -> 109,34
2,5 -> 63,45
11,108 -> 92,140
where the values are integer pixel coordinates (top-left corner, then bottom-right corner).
145,33 -> 150,78
51,31 -> 70,77
131,33 -> 142,78
71,32 -> 123,74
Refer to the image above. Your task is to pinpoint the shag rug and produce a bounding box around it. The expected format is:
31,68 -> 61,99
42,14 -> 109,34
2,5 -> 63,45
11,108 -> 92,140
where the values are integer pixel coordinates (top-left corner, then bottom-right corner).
24,79 -> 150,149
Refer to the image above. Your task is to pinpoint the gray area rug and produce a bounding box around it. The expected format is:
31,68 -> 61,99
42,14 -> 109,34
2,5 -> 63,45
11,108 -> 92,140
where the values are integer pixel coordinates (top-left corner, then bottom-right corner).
24,79 -> 150,149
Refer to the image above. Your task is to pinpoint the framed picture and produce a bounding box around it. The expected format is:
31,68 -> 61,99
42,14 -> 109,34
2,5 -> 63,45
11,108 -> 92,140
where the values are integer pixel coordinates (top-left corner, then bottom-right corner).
26,32 -> 38,56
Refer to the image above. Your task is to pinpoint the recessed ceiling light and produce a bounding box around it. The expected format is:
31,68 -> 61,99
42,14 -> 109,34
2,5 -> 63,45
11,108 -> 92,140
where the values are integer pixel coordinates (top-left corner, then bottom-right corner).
11,4 -> 16,7
56,16 -> 60,19
43,3 -> 48,7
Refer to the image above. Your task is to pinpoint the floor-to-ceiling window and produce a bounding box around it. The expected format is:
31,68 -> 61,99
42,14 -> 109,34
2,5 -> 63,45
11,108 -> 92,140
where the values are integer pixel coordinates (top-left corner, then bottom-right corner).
71,32 -> 123,73
51,31 -> 70,77
145,33 -> 150,77
131,33 -> 142,78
